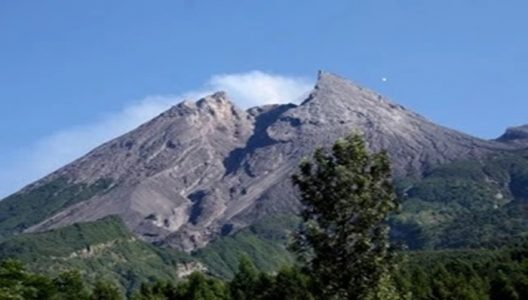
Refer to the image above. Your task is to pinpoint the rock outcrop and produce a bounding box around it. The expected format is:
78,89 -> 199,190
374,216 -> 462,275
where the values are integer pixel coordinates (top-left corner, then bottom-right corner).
497,125 -> 528,146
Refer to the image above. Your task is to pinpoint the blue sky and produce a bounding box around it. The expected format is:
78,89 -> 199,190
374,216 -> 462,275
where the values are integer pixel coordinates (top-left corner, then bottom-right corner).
1,1 -> 527,196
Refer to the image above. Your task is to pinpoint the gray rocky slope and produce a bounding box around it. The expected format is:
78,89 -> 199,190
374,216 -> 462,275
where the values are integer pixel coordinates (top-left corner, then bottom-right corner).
17,71 -> 520,251
497,125 -> 528,145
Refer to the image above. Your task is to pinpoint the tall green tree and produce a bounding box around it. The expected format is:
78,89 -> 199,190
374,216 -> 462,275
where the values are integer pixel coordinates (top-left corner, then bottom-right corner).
267,266 -> 315,300
292,134 -> 400,299
490,273 -> 519,300
230,256 -> 259,300
53,270 -> 90,300
175,272 -> 230,300
91,280 -> 124,300
0,259 -> 56,300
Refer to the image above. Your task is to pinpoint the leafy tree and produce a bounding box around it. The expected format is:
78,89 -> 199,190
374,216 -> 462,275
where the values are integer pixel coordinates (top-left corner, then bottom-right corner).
53,270 -> 90,300
133,280 -> 168,300
175,272 -> 229,300
132,272 -> 230,300
292,134 -> 400,299
267,266 -> 314,300
0,259 -> 56,300
229,256 -> 259,300
91,280 -> 124,300
490,273 -> 519,300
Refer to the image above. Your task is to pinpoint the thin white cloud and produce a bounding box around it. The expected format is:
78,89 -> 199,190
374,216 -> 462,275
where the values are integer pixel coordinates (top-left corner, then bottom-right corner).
0,71 -> 313,198
209,71 -> 312,107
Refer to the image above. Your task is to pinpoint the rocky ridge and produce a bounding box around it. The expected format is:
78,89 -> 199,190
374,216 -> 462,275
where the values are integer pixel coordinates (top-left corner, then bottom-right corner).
497,125 -> 528,145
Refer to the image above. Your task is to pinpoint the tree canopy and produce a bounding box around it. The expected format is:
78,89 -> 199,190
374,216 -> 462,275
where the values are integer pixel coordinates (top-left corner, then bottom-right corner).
292,134 -> 399,299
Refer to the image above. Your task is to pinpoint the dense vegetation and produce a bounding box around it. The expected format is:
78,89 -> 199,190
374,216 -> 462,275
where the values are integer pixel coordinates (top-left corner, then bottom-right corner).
395,245 -> 528,299
134,243 -> 528,300
0,177 -> 113,240
194,215 -> 298,278
0,212 -> 301,293
0,259 -> 123,300
392,149 -> 528,250
5,244 -> 528,300
0,216 -> 193,294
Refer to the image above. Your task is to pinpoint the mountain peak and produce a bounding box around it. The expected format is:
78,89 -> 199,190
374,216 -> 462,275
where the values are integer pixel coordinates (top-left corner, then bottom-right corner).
195,91 -> 247,122
167,91 -> 239,119
302,70 -> 403,115
315,70 -> 359,90
7,71 -> 512,253
197,91 -> 231,107
316,69 -> 341,81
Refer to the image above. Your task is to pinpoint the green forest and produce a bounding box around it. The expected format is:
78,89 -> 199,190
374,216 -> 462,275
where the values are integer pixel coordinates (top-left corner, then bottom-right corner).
4,245 -> 528,300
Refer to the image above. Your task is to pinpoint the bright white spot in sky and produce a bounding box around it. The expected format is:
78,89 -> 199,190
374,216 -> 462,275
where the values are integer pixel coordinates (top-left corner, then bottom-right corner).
381,77 -> 388,82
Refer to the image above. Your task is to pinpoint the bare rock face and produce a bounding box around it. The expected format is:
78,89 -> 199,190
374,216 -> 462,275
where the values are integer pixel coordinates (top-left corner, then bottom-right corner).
18,72 -> 517,251
497,125 -> 528,146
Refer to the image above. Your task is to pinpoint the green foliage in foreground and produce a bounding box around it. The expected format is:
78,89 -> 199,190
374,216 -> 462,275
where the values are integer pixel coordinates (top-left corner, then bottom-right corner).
395,245 -> 528,300
134,258 -> 314,300
4,246 -> 528,300
0,259 -> 123,300
0,257 -> 312,300
118,243 -> 528,300
0,177 -> 113,240
292,134 -> 400,299
0,216 -> 193,294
